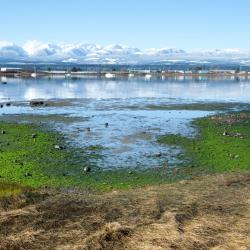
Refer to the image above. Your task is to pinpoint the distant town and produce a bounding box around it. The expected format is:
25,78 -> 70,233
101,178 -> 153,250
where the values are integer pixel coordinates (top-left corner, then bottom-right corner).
1,64 -> 250,79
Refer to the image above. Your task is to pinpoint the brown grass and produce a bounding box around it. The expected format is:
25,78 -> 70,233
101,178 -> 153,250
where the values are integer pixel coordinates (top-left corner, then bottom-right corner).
0,172 -> 250,250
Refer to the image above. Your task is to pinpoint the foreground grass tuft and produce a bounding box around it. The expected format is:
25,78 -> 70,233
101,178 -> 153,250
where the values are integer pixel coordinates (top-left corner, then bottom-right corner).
0,182 -> 22,197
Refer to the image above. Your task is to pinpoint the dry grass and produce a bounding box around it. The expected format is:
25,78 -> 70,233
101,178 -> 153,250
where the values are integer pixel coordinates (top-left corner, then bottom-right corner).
0,182 -> 22,198
0,172 -> 250,250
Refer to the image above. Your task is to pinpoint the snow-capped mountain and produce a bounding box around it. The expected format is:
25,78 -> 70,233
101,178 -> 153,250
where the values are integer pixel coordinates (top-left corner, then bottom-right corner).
0,41 -> 27,59
0,40 -> 250,64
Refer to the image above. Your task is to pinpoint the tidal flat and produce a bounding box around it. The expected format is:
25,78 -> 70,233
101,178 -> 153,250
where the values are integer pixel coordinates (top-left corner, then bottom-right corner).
1,110 -> 250,193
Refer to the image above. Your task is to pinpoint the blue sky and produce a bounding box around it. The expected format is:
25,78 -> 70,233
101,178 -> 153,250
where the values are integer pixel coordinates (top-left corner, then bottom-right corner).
1,0 -> 250,50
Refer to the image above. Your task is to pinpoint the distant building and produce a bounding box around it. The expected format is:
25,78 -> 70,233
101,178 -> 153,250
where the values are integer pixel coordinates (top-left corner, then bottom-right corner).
209,70 -> 236,74
166,70 -> 185,74
129,70 -> 151,74
238,71 -> 247,75
197,70 -> 209,74
0,67 -> 23,73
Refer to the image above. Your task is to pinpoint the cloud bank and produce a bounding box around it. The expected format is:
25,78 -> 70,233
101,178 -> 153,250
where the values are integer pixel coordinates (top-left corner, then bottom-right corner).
1,40 -> 250,64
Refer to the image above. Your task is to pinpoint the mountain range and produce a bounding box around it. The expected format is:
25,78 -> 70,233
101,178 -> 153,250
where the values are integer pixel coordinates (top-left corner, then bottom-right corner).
1,40 -> 250,64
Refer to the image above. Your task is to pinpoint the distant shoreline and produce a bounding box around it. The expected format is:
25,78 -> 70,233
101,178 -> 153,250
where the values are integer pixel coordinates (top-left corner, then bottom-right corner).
1,70 -> 250,79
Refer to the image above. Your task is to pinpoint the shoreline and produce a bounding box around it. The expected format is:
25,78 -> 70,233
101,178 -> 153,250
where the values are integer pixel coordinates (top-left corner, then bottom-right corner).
1,70 -> 250,79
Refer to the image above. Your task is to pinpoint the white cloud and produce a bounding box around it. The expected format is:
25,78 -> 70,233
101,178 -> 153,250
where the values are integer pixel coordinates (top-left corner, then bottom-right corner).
0,40 -> 250,63
23,40 -> 60,57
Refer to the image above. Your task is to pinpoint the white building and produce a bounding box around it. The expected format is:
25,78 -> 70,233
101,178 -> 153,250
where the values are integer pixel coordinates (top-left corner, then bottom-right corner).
0,67 -> 22,72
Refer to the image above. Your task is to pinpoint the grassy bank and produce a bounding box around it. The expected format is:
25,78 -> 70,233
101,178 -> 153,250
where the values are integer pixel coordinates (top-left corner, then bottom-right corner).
158,111 -> 250,172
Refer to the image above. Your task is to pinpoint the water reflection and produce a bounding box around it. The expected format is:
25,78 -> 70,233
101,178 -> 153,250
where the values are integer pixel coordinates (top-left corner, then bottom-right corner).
0,77 -> 250,102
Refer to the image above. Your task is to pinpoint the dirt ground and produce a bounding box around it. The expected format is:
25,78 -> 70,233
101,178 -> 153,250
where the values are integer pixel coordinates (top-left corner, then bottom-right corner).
0,172 -> 250,250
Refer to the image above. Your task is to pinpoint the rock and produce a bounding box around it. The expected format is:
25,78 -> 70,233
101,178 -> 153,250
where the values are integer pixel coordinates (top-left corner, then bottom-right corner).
86,127 -> 91,132
13,159 -> 23,166
0,105 -> 3,108
235,132 -> 242,137
5,103 -> 11,107
2,81 -> 7,85
54,145 -> 63,150
24,172 -> 32,177
223,131 -> 229,136
83,166 -> 91,173
155,152 -> 162,157
128,170 -> 133,174
30,100 -> 45,107
179,180 -> 188,185
31,133 -> 37,139
1,130 -> 6,134
234,154 -> 239,159
105,122 -> 109,128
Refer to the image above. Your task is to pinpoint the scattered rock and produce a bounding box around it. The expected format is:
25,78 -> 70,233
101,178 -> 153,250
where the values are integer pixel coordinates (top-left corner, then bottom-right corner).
13,159 -> 23,166
86,127 -> 91,132
30,100 -> 45,107
229,153 -> 240,159
83,166 -> 91,173
223,131 -> 245,138
24,172 -> 32,177
179,180 -> 188,185
31,133 -> 37,139
54,145 -> 63,150
128,171 -> 133,174
235,132 -> 242,137
155,152 -> 162,157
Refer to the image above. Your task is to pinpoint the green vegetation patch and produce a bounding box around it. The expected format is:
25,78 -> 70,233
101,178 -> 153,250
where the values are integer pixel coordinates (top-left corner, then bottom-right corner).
0,122 -> 100,188
0,122 -> 178,192
146,102 -> 250,111
158,111 -> 250,172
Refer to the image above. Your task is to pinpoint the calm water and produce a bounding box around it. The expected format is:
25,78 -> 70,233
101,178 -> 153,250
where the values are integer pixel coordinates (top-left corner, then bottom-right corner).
1,76 -> 250,169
